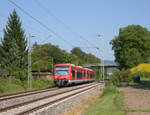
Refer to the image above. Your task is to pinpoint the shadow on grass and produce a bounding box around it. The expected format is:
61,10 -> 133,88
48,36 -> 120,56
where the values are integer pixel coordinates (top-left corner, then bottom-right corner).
139,80 -> 150,88
118,79 -> 150,90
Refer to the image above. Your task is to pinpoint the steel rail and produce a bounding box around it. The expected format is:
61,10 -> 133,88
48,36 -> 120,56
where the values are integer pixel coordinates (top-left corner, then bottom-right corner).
0,87 -> 58,101
0,86 -> 56,98
17,84 -> 99,115
0,83 -> 97,113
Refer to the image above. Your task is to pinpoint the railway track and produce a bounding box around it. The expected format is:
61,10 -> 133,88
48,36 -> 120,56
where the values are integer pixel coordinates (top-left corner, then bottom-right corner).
0,82 -> 100,115
0,87 -> 58,101
0,83 -> 94,101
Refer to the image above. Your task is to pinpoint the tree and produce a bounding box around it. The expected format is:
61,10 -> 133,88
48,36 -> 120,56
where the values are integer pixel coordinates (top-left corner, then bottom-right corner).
71,47 -> 86,58
32,43 -> 63,72
0,45 -> 5,66
71,47 -> 100,65
110,25 -> 150,69
1,9 -> 27,71
31,43 -> 101,71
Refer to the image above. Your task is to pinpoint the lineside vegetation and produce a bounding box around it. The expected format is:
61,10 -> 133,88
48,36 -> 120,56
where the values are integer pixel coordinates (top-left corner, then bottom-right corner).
0,10 -> 101,94
85,82 -> 125,115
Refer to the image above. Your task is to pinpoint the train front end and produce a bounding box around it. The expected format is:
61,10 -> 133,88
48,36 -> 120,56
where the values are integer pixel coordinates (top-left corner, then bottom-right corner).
54,64 -> 70,86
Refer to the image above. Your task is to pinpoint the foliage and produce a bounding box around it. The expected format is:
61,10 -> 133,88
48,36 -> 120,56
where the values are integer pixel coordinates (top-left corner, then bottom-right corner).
94,69 -> 101,81
131,63 -> 150,73
0,45 -> 5,65
32,43 -> 100,72
32,43 -> 64,72
112,70 -> 132,85
0,77 -> 24,94
0,76 -> 54,94
71,47 -> 100,65
32,78 -> 54,89
110,25 -> 150,69
130,63 -> 150,79
132,72 -> 150,79
1,9 -> 27,72
139,79 -> 150,88
15,70 -> 28,82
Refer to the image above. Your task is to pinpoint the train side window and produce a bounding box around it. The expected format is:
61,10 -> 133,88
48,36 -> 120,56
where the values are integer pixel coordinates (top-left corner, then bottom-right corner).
77,72 -> 80,78
71,71 -> 75,77
83,72 -> 85,78
90,74 -> 92,78
92,74 -> 93,78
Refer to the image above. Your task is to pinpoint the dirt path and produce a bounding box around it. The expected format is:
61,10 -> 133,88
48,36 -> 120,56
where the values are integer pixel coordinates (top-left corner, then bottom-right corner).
118,87 -> 150,115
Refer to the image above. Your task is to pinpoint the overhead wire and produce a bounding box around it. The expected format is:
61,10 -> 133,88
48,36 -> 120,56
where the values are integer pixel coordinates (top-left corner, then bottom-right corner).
34,0 -> 80,46
7,0 -> 74,47
7,0 -> 101,59
34,0 -> 99,49
34,0 -> 80,43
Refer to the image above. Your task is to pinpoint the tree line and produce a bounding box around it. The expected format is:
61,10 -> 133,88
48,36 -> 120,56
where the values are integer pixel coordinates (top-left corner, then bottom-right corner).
0,10 -> 100,74
1,9 -> 149,75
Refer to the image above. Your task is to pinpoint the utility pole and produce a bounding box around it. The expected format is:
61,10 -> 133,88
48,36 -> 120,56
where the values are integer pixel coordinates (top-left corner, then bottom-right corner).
98,33 -> 104,82
28,34 -> 31,90
101,33 -> 104,82
51,57 -> 53,80
28,34 -> 36,90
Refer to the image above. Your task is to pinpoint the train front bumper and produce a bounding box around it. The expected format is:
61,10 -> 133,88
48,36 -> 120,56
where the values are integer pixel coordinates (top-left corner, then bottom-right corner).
54,79 -> 68,86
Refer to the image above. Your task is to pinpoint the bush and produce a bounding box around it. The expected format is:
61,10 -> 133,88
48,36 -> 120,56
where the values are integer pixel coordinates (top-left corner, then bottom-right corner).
15,70 -> 27,81
0,77 -> 24,94
94,69 -> 101,81
0,83 -> 24,94
109,76 -> 118,86
1,74 -> 8,79
32,78 -> 54,89
0,76 -> 8,85
12,79 -> 23,86
139,72 -> 150,79
0,72 -> 54,94
112,69 -> 132,85
131,71 -> 150,79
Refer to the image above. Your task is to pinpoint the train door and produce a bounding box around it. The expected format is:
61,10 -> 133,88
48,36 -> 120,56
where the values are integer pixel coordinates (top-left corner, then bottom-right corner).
82,71 -> 84,80
75,70 -> 77,80
71,70 -> 75,80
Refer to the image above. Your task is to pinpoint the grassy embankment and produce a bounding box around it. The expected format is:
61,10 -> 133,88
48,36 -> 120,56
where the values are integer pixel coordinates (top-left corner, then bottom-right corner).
0,77 -> 55,95
84,79 -> 150,115
84,82 -> 125,115
85,63 -> 150,115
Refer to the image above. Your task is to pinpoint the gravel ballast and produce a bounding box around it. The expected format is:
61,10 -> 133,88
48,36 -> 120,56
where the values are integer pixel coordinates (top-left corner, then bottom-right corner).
32,83 -> 104,115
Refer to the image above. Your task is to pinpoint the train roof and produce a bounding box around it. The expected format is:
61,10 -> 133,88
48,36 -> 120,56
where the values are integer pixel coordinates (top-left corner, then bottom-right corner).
55,64 -> 94,71
55,64 -> 75,66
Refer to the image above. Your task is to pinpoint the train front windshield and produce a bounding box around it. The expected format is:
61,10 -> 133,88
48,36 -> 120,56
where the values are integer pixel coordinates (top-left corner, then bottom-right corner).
55,66 -> 69,75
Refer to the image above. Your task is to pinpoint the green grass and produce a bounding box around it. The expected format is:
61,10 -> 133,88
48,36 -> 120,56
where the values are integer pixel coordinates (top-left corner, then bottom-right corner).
32,78 -> 55,89
84,83 -> 126,115
85,74 -> 150,115
0,78 -> 25,94
0,78 -> 55,95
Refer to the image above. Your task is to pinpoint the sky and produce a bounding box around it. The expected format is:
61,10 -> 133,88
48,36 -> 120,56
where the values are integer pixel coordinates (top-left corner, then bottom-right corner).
0,0 -> 150,61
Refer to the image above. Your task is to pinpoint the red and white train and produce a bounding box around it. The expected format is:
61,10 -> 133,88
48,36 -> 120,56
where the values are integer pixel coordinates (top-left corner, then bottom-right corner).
54,64 -> 95,86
